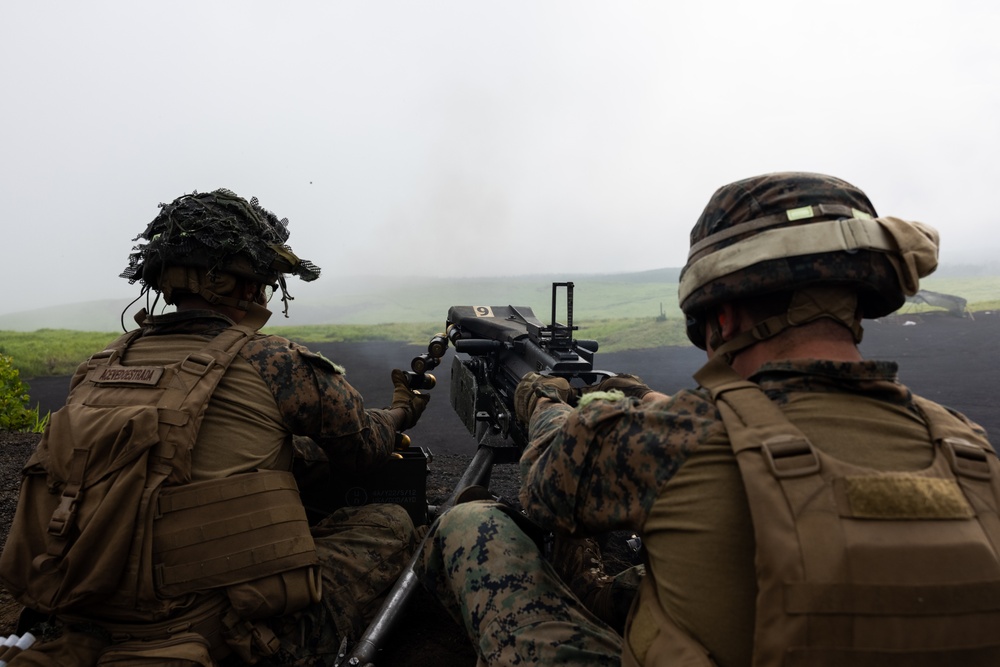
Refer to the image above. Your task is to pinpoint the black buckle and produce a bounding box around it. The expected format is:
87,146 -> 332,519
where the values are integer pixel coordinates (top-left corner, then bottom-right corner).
762,436 -> 821,478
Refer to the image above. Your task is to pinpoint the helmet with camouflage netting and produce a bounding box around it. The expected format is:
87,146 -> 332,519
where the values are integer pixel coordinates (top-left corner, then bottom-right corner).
678,172 -> 939,350
120,188 -> 320,316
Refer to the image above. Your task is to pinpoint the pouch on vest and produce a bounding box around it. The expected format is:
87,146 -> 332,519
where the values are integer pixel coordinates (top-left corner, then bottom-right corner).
694,356 -> 1000,667
152,470 -> 321,618
2,401 -> 163,614
0,307 -> 270,617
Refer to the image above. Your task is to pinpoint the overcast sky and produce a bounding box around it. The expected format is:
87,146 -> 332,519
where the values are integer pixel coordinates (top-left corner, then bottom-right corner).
2,0 -> 997,316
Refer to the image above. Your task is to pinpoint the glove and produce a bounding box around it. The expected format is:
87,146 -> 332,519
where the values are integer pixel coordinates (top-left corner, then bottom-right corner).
514,372 -> 572,424
585,373 -> 653,400
390,368 -> 430,430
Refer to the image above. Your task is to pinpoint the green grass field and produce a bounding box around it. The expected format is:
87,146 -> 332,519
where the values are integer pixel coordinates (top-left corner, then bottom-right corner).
0,319 -> 691,378
0,330 -> 123,378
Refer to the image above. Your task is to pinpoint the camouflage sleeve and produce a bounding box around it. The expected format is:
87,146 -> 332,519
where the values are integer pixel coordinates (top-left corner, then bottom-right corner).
241,336 -> 396,473
519,390 -> 714,535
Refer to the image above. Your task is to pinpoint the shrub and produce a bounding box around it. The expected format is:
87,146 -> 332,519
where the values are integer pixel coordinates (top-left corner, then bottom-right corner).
0,353 -> 48,432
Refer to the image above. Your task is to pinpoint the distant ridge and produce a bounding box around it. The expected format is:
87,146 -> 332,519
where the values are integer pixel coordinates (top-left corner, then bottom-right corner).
0,270 -> 686,332
0,300 -> 128,333
1,263 -> 995,332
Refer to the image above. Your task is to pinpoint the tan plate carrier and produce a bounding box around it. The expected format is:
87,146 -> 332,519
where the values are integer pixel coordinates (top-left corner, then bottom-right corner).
0,306 -> 320,664
623,356 -> 1000,667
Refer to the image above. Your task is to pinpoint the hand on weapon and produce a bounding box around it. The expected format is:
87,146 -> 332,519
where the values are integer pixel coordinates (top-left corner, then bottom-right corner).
514,372 -> 573,423
390,368 -> 430,430
581,373 -> 654,400
386,333 -> 448,435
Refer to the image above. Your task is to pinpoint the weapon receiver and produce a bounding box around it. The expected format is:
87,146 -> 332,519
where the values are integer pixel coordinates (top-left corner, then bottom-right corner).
447,281 -> 611,456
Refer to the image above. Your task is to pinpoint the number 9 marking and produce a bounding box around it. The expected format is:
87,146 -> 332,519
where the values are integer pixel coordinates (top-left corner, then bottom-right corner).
474,306 -> 494,318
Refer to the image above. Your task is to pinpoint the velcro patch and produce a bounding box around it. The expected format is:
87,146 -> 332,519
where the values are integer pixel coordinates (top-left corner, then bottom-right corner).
301,350 -> 345,375
843,475 -> 974,520
578,389 -> 626,408
87,365 -> 164,386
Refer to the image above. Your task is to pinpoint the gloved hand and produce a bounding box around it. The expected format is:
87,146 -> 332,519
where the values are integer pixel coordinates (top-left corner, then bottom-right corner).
584,373 -> 653,400
390,368 -> 430,430
514,372 -> 572,424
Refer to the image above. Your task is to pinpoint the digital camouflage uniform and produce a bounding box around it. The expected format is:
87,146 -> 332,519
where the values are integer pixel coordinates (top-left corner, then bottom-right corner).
419,357 -> 989,666
419,502 -> 622,666
99,309 -> 421,664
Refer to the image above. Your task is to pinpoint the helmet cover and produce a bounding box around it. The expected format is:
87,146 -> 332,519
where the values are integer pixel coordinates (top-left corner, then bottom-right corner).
120,189 -> 320,308
679,172 -> 928,346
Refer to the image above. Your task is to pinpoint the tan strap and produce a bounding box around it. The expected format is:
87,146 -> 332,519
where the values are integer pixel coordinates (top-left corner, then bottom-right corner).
33,448 -> 92,570
694,356 -> 803,453
697,358 -> 844,661
686,204 -> 871,261
680,216 -> 939,305
912,396 -> 1000,557
145,303 -> 270,483
156,304 -> 268,411
86,329 -> 144,370
680,217 -> 895,304
48,448 -> 89,538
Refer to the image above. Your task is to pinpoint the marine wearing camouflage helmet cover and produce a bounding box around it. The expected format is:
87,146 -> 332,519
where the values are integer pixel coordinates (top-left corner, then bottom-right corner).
678,172 -> 939,349
120,188 -> 320,315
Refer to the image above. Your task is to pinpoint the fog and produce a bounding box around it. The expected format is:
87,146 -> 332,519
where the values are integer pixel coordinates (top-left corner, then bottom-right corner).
2,0 -> 997,317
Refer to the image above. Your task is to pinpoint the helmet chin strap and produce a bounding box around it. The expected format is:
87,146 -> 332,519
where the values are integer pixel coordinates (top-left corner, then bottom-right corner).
710,287 -> 863,364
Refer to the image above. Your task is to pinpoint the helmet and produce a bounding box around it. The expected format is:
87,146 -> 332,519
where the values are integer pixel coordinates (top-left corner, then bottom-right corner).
120,188 -> 320,314
679,172 -> 939,349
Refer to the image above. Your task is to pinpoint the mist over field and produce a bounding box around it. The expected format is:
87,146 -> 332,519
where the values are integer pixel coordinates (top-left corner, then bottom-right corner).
2,2 -> 999,322
1,267 -> 997,334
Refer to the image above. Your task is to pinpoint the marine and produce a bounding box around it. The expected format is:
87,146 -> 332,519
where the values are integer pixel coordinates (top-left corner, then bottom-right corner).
1,188 -> 430,666
416,172 -> 1000,666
